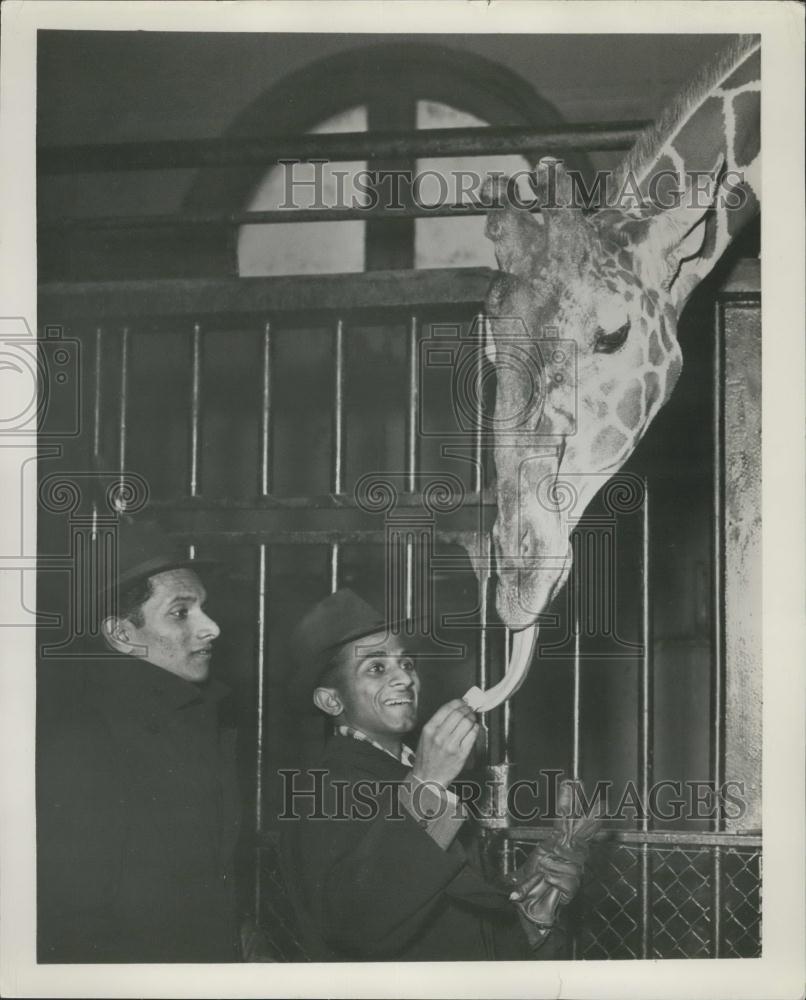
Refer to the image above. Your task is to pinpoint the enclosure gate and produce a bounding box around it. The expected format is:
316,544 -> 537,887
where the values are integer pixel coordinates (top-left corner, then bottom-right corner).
38,256 -> 761,960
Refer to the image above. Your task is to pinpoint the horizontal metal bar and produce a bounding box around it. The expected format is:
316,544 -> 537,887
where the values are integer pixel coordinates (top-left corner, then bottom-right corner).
147,490 -> 495,510
168,529 -> 482,549
38,200 -> 550,233
38,121 -> 649,175
505,827 -> 762,848
39,267 -> 493,321
255,828 -> 761,851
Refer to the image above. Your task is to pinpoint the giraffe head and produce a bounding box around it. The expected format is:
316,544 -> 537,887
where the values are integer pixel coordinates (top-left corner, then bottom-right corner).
485,160 -> 721,628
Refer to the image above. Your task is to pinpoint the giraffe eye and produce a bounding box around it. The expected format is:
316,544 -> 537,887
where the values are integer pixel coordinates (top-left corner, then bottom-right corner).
594,320 -> 631,354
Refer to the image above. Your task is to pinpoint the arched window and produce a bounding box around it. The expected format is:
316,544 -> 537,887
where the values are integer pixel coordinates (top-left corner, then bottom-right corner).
184,43 -> 591,276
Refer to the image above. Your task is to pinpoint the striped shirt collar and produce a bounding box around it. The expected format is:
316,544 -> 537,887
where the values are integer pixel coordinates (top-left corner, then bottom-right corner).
335,724 -> 415,767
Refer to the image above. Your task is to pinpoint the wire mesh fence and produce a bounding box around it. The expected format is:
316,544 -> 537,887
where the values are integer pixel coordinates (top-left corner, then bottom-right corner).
507,833 -> 761,960
249,830 -> 760,961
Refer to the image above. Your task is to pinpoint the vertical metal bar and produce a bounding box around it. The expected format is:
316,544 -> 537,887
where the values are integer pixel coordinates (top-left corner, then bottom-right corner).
476,535 -> 491,754
502,628 -> 513,764
572,575 -> 581,781
711,299 -> 726,957
189,322 -> 202,497
404,315 -> 419,621
116,326 -> 130,512
474,313 -> 492,760
329,543 -> 340,594
91,326 -> 103,540
332,318 -> 345,495
329,319 -> 346,596
405,314 -> 419,493
254,543 -> 268,920
473,312 -> 486,497
638,478 -> 653,958
259,321 -> 273,497
92,327 -> 103,466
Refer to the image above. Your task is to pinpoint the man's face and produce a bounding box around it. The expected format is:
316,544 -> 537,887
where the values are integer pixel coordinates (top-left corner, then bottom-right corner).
124,568 -> 220,683
329,631 -> 420,740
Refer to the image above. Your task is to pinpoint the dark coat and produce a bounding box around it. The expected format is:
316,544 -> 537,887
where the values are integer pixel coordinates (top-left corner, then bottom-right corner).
280,733 -> 552,962
36,658 -> 241,963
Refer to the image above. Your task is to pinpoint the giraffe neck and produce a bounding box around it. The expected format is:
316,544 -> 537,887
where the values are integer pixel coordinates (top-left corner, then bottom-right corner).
615,35 -> 760,303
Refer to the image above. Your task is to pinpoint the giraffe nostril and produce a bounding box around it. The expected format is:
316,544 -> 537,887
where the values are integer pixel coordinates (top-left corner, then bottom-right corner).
519,527 -> 533,560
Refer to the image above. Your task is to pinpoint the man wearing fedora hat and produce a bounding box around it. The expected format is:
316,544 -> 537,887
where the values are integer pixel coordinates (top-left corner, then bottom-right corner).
280,589 -> 584,962
36,518 -> 242,963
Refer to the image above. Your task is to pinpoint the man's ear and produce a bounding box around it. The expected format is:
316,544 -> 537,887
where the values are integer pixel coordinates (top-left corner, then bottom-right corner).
102,616 -> 133,655
313,685 -> 344,718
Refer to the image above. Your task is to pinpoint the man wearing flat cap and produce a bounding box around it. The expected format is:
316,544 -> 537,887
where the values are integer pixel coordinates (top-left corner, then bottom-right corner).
280,589 -> 586,962
36,518 -> 241,963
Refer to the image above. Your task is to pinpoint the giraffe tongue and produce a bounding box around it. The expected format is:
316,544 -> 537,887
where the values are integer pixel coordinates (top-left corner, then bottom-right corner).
463,625 -> 538,712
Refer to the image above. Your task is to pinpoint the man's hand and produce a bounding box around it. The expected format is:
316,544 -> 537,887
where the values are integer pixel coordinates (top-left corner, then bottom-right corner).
411,699 -> 479,787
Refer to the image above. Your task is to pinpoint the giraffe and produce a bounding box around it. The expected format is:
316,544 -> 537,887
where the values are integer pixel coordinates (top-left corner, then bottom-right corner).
465,35 -> 760,711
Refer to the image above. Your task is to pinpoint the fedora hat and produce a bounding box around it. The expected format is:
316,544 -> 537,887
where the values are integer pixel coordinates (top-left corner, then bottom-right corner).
101,517 -> 218,597
286,589 -> 421,713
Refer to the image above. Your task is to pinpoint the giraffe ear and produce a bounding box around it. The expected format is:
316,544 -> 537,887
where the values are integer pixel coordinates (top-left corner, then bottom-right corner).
637,156 -> 725,305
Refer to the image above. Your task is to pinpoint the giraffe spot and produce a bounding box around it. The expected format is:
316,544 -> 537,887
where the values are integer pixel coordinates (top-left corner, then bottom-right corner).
659,315 -> 675,352
645,296 -> 656,319
616,379 -> 643,429
671,96 -> 728,172
666,352 -> 683,394
592,425 -> 628,462
647,155 -> 680,208
727,184 -> 759,239
648,329 -> 664,366
618,250 -> 632,271
733,91 -> 760,167
722,47 -> 760,90
644,370 -> 662,411
605,279 -> 618,293
638,315 -> 648,335
624,290 -> 633,302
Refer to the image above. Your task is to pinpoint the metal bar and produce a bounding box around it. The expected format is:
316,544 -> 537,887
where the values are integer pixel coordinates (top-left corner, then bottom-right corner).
149,490 -> 487,511
90,326 -> 103,540
331,319 -> 346,495
329,543 -> 340,594
38,120 -> 649,174
41,193 -> 608,233
259,321 -> 273,497
477,535 -> 490,749
39,201 -> 541,234
254,543 -> 268,920
116,326 -> 130,510
189,323 -> 203,497
92,327 -> 103,466
638,478 -> 653,959
473,313 -> 486,496
572,575 -> 582,781
502,628 -> 513,764
405,315 -> 419,493
639,479 -> 654,826
164,529 -> 481,550
710,298 -> 727,958
711,301 -> 726,830
39,267 -> 494,321
712,844 -> 723,957
501,828 -> 761,848
404,316 -> 419,621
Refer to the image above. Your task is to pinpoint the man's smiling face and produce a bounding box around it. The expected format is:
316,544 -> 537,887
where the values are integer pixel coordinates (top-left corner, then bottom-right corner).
324,630 -> 420,743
